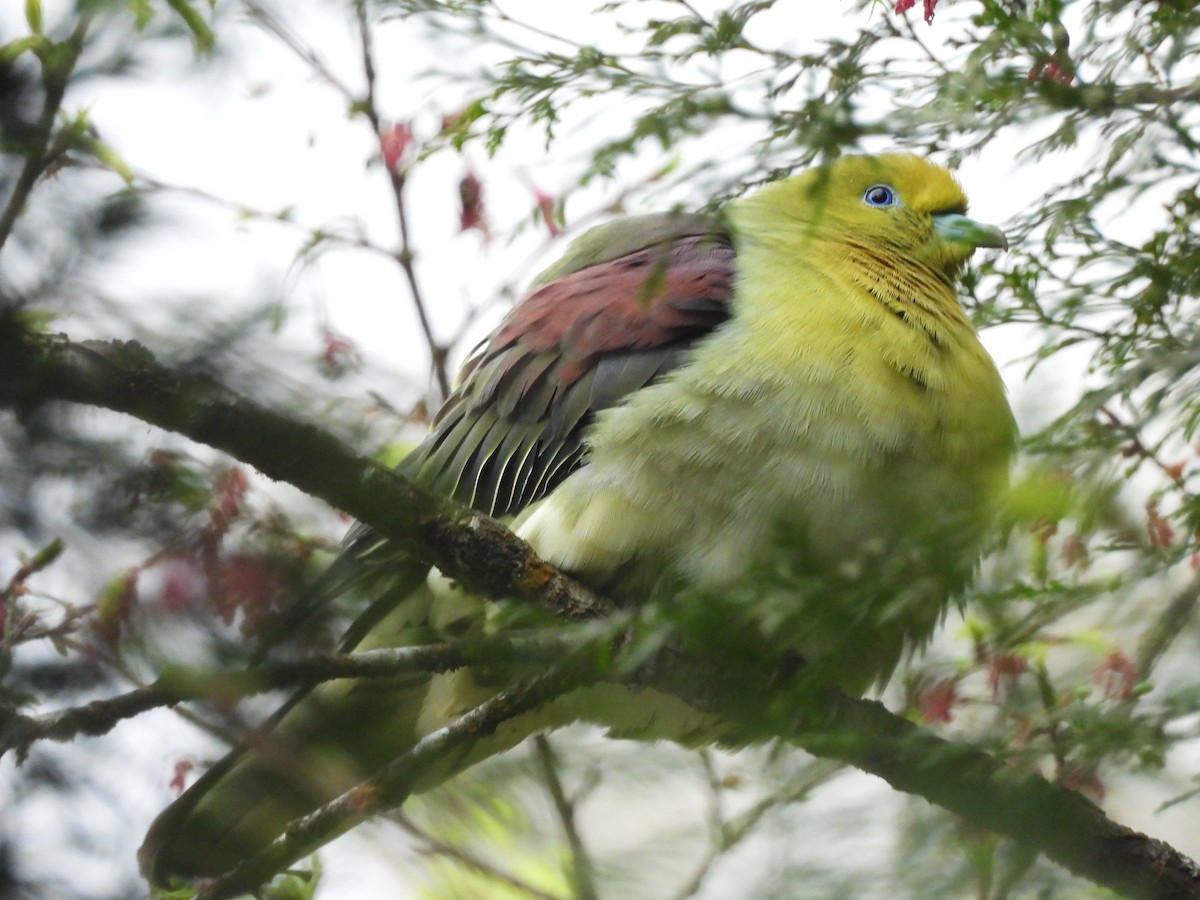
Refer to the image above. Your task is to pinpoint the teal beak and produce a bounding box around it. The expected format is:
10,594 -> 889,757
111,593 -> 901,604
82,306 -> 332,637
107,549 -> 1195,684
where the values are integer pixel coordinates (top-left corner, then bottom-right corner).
933,213 -> 1008,251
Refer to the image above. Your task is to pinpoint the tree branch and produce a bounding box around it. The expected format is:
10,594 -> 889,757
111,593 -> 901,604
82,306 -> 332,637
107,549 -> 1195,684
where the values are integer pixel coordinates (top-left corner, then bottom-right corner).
353,0 -> 452,400
1,643 -> 446,759
192,666 -> 593,900
628,638 -> 1200,900
534,733 -> 599,900
0,16 -> 91,253
0,325 -> 610,621
0,631 -> 590,760
784,690 -> 1200,900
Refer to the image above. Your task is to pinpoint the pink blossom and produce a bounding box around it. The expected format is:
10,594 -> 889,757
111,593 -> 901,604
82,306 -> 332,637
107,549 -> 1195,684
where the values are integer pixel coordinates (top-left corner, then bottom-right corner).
894,0 -> 937,24
987,652 -> 1028,701
533,187 -> 561,237
459,168 -> 490,240
169,759 -> 195,795
318,328 -> 361,378
1093,652 -> 1137,701
919,677 -> 958,723
379,122 -> 413,172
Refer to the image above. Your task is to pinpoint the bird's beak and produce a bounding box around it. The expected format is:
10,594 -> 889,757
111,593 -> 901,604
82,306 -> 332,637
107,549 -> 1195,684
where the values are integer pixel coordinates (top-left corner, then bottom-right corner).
933,213 -> 1008,251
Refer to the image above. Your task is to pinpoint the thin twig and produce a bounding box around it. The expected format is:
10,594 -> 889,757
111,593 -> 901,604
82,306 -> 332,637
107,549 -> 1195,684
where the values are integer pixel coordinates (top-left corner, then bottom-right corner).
533,733 -> 599,900
490,2 -> 586,50
240,1 -> 451,398
193,670 -> 591,900
0,628 -> 593,760
0,16 -> 91,254
697,748 -> 729,844
0,643 -> 459,759
132,172 -> 400,262
394,811 -> 567,900
0,538 -> 66,681
241,1 -> 357,104
354,0 -> 451,399
673,755 -> 843,900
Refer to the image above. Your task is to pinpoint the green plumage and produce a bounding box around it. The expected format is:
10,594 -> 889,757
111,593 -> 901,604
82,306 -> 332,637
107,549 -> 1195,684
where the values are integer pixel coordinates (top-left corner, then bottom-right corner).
141,155 -> 1016,886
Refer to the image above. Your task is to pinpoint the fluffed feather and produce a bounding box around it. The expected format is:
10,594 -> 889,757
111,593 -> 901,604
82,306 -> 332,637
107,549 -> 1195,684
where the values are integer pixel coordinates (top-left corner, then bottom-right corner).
141,153 -> 1016,885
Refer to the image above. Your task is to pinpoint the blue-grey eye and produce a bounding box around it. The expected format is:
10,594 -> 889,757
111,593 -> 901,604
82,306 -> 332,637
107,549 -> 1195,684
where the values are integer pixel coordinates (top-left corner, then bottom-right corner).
863,184 -> 897,208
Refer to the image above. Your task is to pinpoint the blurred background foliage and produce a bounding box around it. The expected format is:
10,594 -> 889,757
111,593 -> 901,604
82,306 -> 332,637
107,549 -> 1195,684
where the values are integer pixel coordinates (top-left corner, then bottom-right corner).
1,0 -> 1199,897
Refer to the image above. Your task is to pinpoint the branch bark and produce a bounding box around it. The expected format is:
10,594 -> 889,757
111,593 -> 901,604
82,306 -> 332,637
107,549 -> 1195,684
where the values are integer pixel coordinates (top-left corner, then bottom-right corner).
193,669 -> 591,900
0,17 -> 91,254
792,691 -> 1200,900
0,635 -> 582,759
0,325 -> 610,621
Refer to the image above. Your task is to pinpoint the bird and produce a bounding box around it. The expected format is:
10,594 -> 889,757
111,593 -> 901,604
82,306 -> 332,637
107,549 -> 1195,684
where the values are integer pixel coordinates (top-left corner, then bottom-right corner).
140,153 -> 1016,886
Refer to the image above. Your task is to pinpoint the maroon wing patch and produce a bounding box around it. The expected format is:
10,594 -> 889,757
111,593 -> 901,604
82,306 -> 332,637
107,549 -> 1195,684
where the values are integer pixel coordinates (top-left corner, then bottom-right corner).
405,228 -> 736,517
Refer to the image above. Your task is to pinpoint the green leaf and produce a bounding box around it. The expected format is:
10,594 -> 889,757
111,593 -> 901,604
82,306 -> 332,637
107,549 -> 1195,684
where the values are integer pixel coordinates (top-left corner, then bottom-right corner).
81,134 -> 135,185
57,108 -> 92,149
164,0 -> 215,54
0,34 -> 41,63
126,0 -> 154,31
28,538 -> 65,571
24,0 -> 41,35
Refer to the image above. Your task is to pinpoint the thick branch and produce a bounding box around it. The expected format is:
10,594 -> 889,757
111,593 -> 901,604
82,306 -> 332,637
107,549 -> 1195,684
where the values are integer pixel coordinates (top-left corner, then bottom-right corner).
0,326 -> 610,621
643,648 -> 1200,900
791,691 -> 1200,900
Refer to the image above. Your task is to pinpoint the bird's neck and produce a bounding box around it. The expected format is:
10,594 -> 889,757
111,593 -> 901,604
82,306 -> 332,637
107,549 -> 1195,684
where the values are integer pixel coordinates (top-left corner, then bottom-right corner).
736,225 -> 971,341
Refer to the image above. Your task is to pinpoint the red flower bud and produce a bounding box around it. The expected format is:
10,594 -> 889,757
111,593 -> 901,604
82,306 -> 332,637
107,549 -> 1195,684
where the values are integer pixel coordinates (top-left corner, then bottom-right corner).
380,123 -> 413,172
533,186 -> 561,237
459,168 -> 490,240
919,677 -> 958,723
1093,652 -> 1137,701
894,0 -> 937,24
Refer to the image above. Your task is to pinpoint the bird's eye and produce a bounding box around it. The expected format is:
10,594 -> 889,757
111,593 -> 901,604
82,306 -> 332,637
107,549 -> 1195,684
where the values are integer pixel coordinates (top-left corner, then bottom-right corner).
863,185 -> 898,208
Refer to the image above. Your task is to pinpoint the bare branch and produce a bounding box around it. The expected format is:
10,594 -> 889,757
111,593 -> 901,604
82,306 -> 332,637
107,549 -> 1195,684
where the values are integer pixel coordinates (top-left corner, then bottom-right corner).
534,733 -> 599,900
0,16 -> 91,253
394,811 -> 567,900
0,632 -> 594,760
353,0 -> 452,400
0,643 -> 461,760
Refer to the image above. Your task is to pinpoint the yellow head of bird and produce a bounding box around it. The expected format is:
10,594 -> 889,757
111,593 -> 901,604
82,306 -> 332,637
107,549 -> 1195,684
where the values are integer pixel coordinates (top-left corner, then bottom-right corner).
734,154 -> 1006,278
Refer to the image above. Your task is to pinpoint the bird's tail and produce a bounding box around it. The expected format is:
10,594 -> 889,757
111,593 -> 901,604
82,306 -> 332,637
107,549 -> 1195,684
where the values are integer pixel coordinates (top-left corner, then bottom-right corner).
138,545 -> 715,887
137,552 -> 477,886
